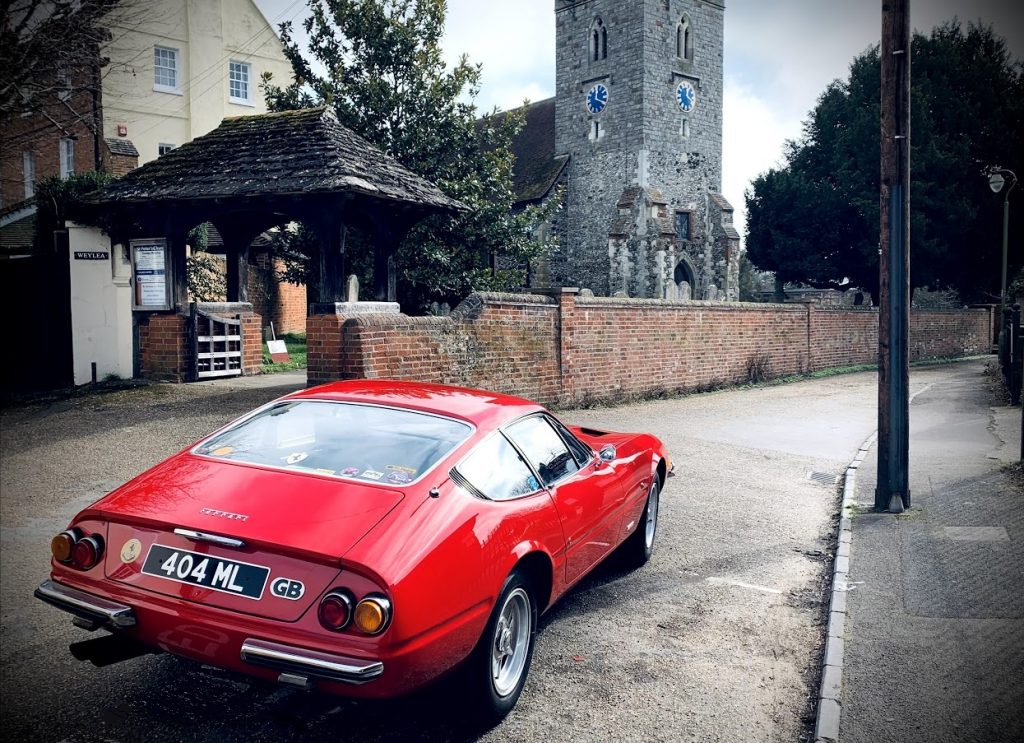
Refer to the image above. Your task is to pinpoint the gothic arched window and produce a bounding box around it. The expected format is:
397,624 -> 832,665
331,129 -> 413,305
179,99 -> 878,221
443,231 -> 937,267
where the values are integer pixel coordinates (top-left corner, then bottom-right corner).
677,16 -> 693,61
591,18 -> 607,61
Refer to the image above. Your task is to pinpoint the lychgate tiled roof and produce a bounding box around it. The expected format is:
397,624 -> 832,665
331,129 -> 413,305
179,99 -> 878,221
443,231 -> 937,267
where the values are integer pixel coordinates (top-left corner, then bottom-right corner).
95,107 -> 466,212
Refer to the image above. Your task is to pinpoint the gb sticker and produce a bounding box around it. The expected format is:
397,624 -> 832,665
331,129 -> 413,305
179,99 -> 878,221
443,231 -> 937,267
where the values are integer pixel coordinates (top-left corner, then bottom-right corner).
270,577 -> 305,601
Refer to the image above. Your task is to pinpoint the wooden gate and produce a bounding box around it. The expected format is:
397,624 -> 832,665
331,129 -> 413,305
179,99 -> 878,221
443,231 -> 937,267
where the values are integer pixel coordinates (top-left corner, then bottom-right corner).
189,303 -> 243,380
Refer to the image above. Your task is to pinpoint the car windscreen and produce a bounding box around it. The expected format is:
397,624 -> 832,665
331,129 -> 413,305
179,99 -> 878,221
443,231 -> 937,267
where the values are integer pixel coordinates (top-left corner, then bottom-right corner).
194,400 -> 473,486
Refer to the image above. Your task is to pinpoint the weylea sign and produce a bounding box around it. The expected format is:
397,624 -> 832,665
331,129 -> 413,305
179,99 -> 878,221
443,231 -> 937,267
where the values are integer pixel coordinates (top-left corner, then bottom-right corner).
74,251 -> 109,260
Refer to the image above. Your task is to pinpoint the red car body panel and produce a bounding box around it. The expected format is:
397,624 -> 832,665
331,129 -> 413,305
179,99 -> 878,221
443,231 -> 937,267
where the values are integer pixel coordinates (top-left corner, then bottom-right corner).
41,380 -> 670,698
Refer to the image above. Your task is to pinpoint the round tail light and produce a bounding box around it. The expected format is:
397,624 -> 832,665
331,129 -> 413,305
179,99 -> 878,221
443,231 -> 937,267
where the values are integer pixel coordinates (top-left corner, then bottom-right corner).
318,590 -> 354,631
51,529 -> 81,563
71,534 -> 104,570
353,594 -> 392,635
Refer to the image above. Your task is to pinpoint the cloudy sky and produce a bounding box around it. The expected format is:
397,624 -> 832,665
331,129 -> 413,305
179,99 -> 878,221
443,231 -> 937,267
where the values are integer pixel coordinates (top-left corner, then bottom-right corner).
254,0 -> 1024,236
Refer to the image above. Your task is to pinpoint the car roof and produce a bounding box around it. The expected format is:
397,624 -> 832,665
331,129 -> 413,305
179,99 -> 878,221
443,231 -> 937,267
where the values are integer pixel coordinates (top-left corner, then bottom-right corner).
284,379 -> 544,429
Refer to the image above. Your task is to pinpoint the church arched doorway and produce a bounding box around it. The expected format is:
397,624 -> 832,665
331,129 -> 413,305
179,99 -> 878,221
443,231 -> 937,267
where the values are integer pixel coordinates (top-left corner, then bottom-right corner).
674,258 -> 697,299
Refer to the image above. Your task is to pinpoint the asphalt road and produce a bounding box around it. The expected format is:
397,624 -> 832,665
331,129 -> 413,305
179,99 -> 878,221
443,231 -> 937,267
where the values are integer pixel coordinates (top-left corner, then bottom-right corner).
1,368 -> 885,742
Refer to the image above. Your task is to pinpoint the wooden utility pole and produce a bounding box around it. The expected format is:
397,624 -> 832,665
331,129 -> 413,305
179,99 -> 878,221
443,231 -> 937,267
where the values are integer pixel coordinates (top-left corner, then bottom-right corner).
877,0 -> 912,511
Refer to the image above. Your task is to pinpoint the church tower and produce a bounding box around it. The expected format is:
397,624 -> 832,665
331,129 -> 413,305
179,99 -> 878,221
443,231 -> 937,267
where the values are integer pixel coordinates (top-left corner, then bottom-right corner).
552,0 -> 738,300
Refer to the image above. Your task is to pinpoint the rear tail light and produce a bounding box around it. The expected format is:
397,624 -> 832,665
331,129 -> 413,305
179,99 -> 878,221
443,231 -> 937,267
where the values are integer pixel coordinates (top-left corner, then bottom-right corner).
71,534 -> 104,570
318,590 -> 355,631
51,528 -> 82,563
353,594 -> 392,635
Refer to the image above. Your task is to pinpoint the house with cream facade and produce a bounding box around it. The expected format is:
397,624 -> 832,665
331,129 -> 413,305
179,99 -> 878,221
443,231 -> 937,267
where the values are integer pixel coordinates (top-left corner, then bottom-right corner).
102,0 -> 293,165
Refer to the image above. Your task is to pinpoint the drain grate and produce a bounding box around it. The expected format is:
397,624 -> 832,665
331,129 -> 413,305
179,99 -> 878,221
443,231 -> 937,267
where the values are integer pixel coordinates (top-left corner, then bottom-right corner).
807,471 -> 839,486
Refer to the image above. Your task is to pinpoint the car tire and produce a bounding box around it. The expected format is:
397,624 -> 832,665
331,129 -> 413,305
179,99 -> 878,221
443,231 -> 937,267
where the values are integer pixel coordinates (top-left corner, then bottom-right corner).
624,475 -> 660,568
465,570 -> 537,725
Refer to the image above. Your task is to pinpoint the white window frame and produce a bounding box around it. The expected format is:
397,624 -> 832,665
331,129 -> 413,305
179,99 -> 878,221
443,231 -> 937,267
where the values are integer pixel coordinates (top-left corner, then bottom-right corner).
158,143 -> 175,156
59,139 -> 75,179
153,45 -> 180,94
228,60 -> 253,106
57,69 -> 72,101
23,151 -> 36,198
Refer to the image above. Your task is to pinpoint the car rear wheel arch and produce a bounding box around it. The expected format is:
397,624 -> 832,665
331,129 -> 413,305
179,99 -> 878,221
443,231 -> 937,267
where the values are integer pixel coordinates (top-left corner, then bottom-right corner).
513,551 -> 553,613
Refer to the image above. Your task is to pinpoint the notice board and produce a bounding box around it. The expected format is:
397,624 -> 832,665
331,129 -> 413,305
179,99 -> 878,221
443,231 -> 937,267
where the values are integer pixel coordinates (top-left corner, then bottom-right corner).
131,238 -> 171,310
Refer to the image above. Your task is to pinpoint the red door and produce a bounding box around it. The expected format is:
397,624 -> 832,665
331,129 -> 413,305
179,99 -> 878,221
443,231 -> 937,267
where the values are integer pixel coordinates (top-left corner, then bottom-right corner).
505,416 -> 626,584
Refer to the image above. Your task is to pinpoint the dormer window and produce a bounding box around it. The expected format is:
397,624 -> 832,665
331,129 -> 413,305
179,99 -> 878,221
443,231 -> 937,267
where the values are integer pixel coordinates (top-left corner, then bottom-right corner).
591,18 -> 607,61
677,17 -> 694,62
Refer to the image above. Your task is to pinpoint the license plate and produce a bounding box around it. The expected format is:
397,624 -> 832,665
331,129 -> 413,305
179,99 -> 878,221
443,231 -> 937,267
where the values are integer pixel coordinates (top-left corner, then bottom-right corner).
141,544 -> 269,600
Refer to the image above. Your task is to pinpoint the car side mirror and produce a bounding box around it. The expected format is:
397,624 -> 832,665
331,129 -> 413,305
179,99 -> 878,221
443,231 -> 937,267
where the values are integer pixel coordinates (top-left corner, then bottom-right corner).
598,444 -> 616,463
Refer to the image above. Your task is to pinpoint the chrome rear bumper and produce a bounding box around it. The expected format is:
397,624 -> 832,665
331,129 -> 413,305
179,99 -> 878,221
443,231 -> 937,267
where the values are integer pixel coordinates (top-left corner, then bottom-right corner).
35,579 -> 137,629
240,638 -> 383,685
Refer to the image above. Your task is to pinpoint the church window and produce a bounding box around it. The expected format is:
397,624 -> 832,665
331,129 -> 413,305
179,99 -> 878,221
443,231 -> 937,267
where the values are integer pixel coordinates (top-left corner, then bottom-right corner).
591,18 -> 607,61
677,17 -> 694,62
589,119 -> 604,141
675,211 -> 691,242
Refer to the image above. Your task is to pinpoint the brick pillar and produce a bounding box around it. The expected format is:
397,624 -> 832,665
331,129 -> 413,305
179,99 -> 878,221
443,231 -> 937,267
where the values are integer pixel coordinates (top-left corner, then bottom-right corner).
554,288 -> 579,405
307,313 -> 346,385
240,313 -> 263,375
307,302 -> 401,387
139,314 -> 188,382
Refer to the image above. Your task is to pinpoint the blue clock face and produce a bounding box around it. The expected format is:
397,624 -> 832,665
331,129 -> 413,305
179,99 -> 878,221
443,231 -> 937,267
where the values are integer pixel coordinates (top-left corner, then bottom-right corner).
676,81 -> 697,112
586,83 -> 609,114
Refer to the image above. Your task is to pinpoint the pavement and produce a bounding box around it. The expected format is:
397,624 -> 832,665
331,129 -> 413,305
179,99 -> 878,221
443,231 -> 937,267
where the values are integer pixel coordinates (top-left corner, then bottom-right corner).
819,362 -> 1024,742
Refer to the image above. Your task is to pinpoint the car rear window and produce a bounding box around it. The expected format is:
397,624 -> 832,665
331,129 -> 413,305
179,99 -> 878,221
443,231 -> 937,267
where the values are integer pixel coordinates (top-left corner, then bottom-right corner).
194,400 -> 472,486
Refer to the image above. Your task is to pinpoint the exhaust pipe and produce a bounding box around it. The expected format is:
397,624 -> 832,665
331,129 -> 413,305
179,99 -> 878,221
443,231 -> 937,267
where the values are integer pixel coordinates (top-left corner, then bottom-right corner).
69,633 -> 160,667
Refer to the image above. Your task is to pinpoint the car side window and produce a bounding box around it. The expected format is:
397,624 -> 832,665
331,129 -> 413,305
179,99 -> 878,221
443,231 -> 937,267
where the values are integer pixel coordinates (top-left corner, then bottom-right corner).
550,418 -> 593,466
455,433 -> 540,501
505,416 -> 581,486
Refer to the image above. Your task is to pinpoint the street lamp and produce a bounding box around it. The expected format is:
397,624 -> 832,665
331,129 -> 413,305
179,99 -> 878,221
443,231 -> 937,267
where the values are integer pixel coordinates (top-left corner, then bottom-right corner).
987,166 -> 1018,304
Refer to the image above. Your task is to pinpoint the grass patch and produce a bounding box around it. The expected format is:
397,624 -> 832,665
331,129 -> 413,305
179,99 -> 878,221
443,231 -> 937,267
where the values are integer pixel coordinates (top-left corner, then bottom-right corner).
261,332 -> 307,373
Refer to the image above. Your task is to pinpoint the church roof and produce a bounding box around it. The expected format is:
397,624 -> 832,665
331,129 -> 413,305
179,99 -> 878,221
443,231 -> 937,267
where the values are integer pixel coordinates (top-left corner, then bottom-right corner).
492,98 -> 568,206
94,107 -> 466,213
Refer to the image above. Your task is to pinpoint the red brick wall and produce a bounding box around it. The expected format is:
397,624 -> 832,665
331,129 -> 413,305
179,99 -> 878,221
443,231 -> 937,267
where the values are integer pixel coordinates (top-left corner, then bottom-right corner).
567,297 -> 810,402
910,310 -> 993,360
809,308 -> 878,369
308,294 -> 561,401
2,83 -> 97,207
306,294 -> 993,407
249,256 -> 307,335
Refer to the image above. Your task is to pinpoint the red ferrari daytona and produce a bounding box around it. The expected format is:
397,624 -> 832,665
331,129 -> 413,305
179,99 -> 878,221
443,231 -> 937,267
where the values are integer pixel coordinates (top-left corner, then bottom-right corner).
36,380 -> 671,721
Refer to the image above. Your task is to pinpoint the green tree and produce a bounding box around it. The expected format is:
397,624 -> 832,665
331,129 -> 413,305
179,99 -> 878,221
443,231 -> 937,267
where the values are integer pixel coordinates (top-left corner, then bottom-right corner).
261,0 -> 557,310
745,21 -> 1023,301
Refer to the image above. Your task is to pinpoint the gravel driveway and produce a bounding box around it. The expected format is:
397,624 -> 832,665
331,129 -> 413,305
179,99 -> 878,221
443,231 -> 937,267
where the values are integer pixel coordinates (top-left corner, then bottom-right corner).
1,371 -> 878,742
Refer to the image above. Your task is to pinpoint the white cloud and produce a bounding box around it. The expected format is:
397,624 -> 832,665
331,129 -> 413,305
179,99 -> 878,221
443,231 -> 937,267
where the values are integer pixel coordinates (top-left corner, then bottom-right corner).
722,77 -> 799,244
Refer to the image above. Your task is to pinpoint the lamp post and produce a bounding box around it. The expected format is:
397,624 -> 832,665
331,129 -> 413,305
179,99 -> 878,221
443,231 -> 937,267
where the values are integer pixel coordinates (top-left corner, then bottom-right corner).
987,166 -> 1017,305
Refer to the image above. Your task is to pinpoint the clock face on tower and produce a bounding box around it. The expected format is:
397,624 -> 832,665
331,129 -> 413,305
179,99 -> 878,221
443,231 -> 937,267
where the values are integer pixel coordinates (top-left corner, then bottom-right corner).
676,81 -> 697,112
586,83 -> 609,114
